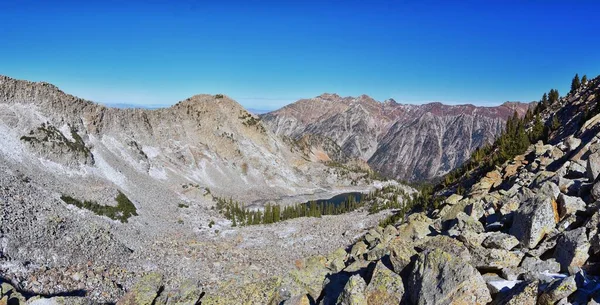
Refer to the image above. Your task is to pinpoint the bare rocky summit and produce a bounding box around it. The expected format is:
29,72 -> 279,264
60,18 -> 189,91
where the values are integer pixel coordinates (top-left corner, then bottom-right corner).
261,94 -> 532,181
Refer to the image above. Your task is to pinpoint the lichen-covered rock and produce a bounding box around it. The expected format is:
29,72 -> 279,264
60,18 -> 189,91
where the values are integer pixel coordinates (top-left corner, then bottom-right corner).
509,194 -> 557,248
382,225 -> 398,242
327,248 -> 348,272
468,245 -> 523,271
365,243 -> 388,261
363,228 -> 382,247
447,212 -> 484,236
282,294 -> 310,305
444,194 -> 463,205
482,232 -> 519,250
537,276 -> 577,305
396,213 -> 433,241
288,255 -> 330,300
408,249 -> 491,305
439,198 -> 471,222
350,241 -> 368,259
336,275 -> 367,305
364,261 -> 404,305
387,238 -> 417,274
159,279 -> 203,305
491,281 -> 538,305
416,235 -> 471,262
117,272 -> 164,305
555,227 -> 590,273
202,277 -> 283,305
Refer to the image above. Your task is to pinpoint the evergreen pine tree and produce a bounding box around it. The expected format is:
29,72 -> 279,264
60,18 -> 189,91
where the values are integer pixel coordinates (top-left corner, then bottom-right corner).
582,75 -> 588,85
541,93 -> 548,104
571,74 -> 581,92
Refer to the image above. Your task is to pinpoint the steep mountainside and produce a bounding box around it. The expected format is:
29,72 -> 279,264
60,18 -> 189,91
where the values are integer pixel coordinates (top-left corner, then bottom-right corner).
261,94 -> 531,181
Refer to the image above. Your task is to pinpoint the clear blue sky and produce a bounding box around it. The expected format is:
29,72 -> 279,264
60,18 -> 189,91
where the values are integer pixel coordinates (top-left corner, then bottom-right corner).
1,0 -> 599,110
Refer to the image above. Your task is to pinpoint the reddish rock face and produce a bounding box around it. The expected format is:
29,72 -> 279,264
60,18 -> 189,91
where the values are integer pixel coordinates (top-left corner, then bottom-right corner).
261,94 -> 532,181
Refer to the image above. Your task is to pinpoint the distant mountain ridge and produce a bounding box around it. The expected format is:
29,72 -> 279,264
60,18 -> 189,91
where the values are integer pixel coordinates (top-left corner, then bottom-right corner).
261,93 -> 533,181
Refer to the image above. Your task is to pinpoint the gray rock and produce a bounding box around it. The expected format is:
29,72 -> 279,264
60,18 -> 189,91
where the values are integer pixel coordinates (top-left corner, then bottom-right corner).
336,275 -> 367,305
509,194 -> 558,249
557,193 -> 586,219
387,238 -> 417,274
396,213 -> 433,241
592,180 -> 600,201
537,276 -> 577,305
364,261 -> 404,305
555,227 -> 590,273
520,256 -> 560,275
537,181 -> 561,200
567,161 -> 587,179
365,243 -> 388,261
565,136 -> 582,152
408,249 -> 491,305
349,241 -> 368,259
416,235 -> 471,262
482,232 -> 520,250
491,280 -> 538,305
587,151 -> 600,181
447,212 -> 484,236
468,244 -> 523,270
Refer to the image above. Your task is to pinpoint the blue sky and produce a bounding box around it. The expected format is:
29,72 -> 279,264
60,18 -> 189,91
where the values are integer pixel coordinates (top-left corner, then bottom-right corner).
1,1 -> 599,110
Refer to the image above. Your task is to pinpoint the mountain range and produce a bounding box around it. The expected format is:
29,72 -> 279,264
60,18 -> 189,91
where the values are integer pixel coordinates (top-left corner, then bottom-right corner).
261,93 -> 532,181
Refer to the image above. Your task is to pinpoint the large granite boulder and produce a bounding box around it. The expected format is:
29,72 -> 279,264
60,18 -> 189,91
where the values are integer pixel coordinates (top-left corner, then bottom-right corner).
336,275 -> 367,305
555,227 -> 590,273
364,261 -> 404,304
408,249 -> 491,305
509,194 -> 558,249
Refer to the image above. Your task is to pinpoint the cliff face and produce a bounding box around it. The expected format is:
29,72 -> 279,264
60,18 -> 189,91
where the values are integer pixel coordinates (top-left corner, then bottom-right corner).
261,94 -> 532,181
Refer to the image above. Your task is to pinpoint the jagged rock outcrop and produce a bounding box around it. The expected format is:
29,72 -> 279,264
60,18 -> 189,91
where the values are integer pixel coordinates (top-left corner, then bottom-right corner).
261,94 -> 531,180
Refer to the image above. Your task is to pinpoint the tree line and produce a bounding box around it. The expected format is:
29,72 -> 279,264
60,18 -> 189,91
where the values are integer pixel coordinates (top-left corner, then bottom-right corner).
214,194 -> 366,226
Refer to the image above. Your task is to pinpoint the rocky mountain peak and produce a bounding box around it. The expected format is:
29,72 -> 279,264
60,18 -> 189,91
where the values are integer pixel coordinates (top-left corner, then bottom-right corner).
262,95 -> 531,181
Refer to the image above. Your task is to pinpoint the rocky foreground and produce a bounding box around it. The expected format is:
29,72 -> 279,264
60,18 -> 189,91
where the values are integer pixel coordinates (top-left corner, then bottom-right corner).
5,132 -> 600,303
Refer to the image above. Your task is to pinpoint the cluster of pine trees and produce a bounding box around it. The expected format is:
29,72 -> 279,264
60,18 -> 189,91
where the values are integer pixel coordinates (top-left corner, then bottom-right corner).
214,194 -> 366,226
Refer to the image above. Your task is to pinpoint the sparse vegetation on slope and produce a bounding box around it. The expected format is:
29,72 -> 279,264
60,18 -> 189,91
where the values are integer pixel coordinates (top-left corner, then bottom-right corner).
61,191 -> 138,223
214,195 -> 366,226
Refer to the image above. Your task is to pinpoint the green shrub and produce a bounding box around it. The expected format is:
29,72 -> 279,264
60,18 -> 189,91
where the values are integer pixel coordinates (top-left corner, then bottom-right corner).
61,191 -> 137,223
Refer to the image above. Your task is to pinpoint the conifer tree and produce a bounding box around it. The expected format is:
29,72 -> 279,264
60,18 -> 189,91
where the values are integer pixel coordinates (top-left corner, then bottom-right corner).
548,89 -> 559,104
582,75 -> 588,85
571,74 -> 581,92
